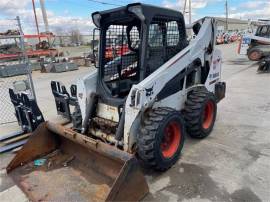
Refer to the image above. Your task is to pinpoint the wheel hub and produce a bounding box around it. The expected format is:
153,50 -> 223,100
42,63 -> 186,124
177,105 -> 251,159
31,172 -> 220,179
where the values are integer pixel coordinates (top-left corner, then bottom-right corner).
161,121 -> 181,158
203,100 -> 214,129
250,51 -> 261,61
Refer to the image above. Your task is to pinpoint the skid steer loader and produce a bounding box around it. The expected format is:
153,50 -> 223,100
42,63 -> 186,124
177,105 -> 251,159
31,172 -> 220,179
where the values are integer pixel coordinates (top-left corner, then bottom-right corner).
7,3 -> 226,202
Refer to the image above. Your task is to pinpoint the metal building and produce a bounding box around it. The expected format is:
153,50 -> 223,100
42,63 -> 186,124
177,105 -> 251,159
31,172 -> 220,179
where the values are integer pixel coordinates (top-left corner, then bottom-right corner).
214,17 -> 249,32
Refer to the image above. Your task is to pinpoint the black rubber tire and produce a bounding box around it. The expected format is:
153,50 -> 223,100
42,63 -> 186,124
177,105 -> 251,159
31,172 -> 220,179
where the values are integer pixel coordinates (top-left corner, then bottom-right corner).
137,108 -> 185,171
184,88 -> 217,139
72,105 -> 82,131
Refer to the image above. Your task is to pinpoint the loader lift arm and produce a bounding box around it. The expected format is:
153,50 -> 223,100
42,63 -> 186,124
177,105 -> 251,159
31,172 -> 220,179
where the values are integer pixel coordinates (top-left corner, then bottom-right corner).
123,17 -> 225,151
130,18 -> 217,110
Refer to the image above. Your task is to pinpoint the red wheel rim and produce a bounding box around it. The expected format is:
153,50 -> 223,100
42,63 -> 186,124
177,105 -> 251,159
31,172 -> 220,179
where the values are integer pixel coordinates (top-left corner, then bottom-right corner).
160,121 -> 181,158
203,100 -> 214,129
250,51 -> 261,60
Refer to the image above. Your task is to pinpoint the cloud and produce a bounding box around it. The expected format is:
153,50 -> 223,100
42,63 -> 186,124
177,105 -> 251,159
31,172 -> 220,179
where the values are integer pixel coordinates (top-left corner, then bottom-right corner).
240,1 -> 266,9
162,0 -> 270,21
1,0 -> 270,33
0,0 -> 30,11
230,1 -> 270,20
162,0 -> 222,21
0,0 -> 93,34
162,0 -> 208,11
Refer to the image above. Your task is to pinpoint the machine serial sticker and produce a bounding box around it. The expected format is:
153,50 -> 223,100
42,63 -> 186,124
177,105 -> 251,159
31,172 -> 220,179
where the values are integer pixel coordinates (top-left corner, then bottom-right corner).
209,72 -> 219,79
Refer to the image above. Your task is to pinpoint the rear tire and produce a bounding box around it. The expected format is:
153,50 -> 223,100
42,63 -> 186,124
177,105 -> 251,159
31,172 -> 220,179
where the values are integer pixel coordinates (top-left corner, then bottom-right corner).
247,48 -> 262,61
138,108 -> 185,171
184,88 -> 217,139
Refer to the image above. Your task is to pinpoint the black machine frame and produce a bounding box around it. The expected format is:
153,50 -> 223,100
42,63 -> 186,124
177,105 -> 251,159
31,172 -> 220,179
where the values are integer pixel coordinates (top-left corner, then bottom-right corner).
92,3 -> 188,106
51,81 -> 78,120
50,3 -> 189,122
9,89 -> 44,133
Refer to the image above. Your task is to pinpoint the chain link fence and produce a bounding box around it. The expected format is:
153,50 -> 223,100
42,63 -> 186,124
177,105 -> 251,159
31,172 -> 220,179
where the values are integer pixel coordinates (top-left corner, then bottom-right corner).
0,17 -> 35,126
0,75 -> 29,124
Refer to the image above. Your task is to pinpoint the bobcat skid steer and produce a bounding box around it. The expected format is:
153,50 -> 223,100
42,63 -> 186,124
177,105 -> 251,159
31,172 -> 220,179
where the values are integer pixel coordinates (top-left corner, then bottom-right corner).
7,3 -> 226,202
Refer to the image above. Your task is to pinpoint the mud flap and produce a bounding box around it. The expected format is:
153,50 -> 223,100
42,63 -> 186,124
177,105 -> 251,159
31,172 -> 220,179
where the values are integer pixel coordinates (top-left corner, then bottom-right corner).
215,82 -> 226,102
6,122 -> 149,202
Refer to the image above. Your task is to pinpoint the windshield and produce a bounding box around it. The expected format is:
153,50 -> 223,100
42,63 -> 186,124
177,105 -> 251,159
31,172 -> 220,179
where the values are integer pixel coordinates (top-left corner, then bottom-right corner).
101,22 -> 141,97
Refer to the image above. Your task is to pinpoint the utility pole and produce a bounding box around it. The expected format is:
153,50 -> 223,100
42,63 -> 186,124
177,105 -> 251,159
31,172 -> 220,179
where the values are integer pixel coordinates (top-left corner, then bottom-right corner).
189,0 -> 192,24
40,0 -> 49,33
183,0 -> 187,14
183,0 -> 191,24
31,0 -> 41,42
225,0 -> 228,31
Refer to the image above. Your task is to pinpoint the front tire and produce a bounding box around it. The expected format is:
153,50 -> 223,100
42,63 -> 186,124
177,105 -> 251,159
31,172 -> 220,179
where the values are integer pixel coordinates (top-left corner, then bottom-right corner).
184,88 -> 217,139
138,108 -> 185,171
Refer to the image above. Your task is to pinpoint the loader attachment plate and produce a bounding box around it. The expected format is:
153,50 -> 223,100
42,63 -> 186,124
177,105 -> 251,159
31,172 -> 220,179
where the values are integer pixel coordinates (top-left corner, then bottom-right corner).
7,122 -> 149,202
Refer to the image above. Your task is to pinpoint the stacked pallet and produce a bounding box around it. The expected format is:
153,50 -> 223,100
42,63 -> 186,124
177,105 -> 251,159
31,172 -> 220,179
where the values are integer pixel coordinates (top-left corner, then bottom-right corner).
0,131 -> 28,153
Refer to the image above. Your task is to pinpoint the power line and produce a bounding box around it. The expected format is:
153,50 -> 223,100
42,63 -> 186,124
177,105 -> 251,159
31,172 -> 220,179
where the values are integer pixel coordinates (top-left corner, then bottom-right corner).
189,0 -> 191,24
225,0 -> 228,31
87,0 -> 123,7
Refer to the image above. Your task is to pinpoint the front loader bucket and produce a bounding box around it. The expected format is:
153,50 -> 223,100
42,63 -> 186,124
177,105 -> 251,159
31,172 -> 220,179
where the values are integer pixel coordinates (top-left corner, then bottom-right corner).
6,122 -> 149,202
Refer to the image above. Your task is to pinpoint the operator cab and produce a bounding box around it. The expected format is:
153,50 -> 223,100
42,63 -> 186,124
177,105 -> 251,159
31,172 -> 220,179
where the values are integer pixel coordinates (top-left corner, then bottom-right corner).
92,3 -> 188,105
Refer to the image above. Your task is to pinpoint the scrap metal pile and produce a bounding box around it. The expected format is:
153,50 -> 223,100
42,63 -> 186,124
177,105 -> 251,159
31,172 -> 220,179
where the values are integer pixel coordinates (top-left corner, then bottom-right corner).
35,40 -> 50,50
0,43 -> 21,54
0,29 -> 20,36
216,32 -> 242,45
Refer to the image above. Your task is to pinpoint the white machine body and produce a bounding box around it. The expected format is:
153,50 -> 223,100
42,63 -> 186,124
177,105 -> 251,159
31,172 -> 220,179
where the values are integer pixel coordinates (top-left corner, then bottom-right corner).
76,18 -> 223,151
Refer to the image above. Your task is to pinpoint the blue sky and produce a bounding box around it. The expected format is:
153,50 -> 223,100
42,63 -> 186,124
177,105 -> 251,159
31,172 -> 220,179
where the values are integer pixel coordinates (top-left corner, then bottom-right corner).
31,0 -> 244,19
39,0 -> 270,19
0,0 -> 269,34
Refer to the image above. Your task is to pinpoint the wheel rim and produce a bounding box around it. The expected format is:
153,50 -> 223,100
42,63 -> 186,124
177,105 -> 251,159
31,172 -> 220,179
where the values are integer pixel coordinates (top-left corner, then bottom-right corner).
160,121 -> 181,158
250,51 -> 261,60
203,100 -> 214,129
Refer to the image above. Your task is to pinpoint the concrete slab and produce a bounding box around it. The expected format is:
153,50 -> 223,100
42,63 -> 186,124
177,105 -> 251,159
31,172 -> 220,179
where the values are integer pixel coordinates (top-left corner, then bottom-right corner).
0,186 -> 28,202
0,43 -> 269,201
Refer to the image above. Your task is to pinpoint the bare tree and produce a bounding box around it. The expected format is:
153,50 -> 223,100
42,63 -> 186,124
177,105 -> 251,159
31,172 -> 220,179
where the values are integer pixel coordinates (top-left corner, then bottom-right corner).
54,27 -> 66,46
70,29 -> 82,44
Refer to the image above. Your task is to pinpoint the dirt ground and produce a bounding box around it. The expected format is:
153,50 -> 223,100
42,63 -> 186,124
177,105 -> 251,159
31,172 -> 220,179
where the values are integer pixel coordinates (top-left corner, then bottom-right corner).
0,43 -> 270,202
